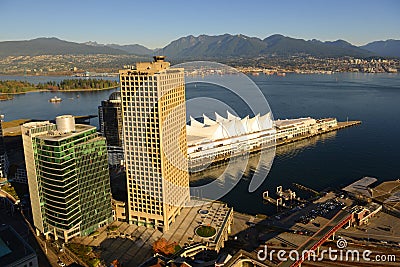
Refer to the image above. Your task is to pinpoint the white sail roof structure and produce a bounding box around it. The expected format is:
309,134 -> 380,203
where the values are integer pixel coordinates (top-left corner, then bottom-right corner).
240,116 -> 249,133
190,116 -> 205,128
186,124 -> 217,142
234,118 -> 246,136
259,112 -> 273,130
248,114 -> 261,132
187,111 -> 274,145
203,114 -> 217,126
223,120 -> 238,137
215,112 -> 229,123
212,124 -> 229,140
227,110 -> 240,121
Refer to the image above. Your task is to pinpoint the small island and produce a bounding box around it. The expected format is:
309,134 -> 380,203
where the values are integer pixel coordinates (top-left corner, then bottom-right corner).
0,78 -> 119,94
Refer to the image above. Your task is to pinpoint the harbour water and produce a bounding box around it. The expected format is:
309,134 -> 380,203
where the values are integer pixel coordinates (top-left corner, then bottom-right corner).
1,73 -> 399,215
0,76 -> 119,127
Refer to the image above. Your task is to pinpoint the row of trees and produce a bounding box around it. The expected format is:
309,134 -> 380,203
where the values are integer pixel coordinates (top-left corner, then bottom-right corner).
0,80 -> 36,93
0,78 -> 119,93
37,78 -> 119,90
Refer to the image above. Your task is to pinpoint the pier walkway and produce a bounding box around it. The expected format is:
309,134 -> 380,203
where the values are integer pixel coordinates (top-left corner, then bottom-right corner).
189,120 -> 361,172
276,120 -> 361,147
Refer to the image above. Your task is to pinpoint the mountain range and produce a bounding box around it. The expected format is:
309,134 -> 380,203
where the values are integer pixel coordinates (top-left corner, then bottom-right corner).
161,34 -> 377,59
360,40 -> 400,58
0,34 -> 399,59
0,37 -> 126,56
83,41 -> 154,55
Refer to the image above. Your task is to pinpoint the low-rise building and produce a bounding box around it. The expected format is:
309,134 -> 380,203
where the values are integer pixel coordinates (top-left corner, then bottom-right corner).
112,199 -> 127,222
351,203 -> 382,225
170,199 -> 234,253
0,224 -> 38,267
223,249 -> 275,267
342,176 -> 378,199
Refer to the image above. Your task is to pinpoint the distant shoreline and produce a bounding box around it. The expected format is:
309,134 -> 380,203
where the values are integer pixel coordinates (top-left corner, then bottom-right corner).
0,86 -> 119,95
1,72 -> 398,77
0,73 -> 119,77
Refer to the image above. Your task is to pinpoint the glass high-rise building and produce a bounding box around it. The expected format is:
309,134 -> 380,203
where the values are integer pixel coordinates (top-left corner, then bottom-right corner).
120,56 -> 190,232
98,91 -> 124,166
0,114 -> 9,178
22,115 -> 112,242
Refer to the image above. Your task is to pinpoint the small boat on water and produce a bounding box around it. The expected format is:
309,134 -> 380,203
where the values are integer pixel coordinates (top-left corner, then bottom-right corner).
0,95 -> 13,101
276,72 -> 286,77
49,96 -> 62,103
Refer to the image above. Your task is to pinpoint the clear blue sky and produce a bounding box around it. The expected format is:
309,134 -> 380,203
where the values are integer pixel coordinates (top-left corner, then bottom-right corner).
1,0 -> 399,48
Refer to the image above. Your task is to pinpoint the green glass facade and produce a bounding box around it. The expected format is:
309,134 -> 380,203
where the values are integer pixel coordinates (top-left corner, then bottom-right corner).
28,124 -> 112,241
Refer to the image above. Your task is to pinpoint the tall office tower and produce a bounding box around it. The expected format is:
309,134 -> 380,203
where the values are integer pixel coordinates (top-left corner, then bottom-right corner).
0,115 -> 9,178
22,115 -> 112,242
120,56 -> 190,232
98,91 -> 124,166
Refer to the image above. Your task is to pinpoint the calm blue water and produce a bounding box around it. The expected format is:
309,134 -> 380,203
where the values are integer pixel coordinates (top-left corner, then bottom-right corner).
1,73 -> 399,215
223,73 -> 400,214
0,76 -> 119,127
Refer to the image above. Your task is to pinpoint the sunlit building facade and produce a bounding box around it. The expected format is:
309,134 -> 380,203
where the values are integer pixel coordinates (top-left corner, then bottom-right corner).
120,56 -> 190,232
